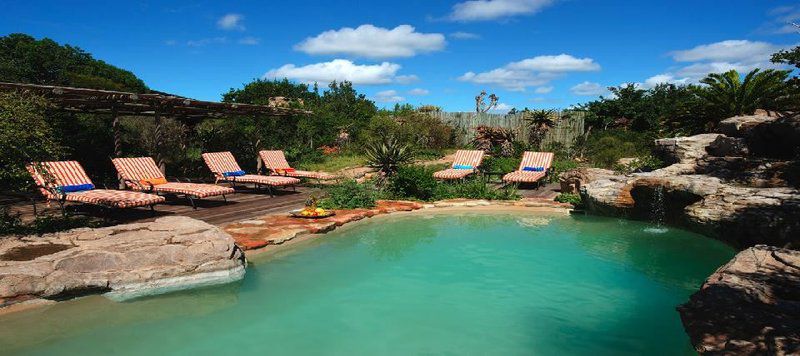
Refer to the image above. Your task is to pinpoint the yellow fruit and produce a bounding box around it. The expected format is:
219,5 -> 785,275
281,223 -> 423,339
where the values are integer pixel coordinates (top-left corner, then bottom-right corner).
315,208 -> 324,213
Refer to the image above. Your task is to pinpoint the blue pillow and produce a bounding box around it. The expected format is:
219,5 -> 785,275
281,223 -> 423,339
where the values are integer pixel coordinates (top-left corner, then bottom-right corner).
453,164 -> 473,170
522,166 -> 545,172
223,170 -> 246,177
59,183 -> 95,193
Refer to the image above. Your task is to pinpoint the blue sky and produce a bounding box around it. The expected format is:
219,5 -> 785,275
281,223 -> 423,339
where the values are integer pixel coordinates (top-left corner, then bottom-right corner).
1,0 -> 799,112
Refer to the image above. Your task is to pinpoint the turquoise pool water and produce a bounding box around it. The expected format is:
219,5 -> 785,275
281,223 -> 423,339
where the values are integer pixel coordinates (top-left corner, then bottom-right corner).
0,212 -> 734,355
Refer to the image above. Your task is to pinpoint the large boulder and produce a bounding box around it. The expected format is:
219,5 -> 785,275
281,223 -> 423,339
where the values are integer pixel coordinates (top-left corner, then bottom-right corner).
0,216 -> 246,306
717,114 -> 777,138
654,134 -> 721,165
746,114 -> 800,159
582,173 -> 800,248
678,245 -> 800,355
558,168 -> 617,194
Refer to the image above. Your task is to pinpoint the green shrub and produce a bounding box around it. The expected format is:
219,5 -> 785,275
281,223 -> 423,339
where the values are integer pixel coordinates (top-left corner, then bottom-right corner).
436,178 -> 519,200
319,180 -> 377,209
387,165 -> 440,201
555,193 -> 582,207
585,129 -> 654,168
613,154 -> 664,174
482,156 -> 521,174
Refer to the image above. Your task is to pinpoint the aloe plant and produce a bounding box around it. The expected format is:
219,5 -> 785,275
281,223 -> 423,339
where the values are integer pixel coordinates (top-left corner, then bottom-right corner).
364,136 -> 414,175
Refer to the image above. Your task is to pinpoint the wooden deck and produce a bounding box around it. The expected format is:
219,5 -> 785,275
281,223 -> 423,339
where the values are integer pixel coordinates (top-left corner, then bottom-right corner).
3,186 -> 318,227
2,182 -> 558,231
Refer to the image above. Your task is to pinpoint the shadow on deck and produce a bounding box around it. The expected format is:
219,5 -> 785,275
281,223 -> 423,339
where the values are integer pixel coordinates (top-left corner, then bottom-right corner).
3,186 -> 318,228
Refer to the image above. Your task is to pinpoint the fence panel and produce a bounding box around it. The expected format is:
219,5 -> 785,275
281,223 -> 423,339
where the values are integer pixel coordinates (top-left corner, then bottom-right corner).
428,111 -> 585,147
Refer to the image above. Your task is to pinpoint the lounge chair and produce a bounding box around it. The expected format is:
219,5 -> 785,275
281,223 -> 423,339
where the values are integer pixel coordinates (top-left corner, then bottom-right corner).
502,151 -> 554,186
258,150 -> 337,180
112,157 -> 234,209
433,150 -> 485,180
202,151 -> 300,196
26,160 -> 165,215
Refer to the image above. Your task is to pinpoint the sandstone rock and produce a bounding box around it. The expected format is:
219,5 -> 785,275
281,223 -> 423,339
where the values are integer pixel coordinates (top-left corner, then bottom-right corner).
0,216 -> 246,307
582,170 -> 800,248
746,114 -> 800,159
706,135 -> 749,157
559,168 -> 617,194
654,134 -> 721,165
717,114 -> 776,137
678,245 -> 800,355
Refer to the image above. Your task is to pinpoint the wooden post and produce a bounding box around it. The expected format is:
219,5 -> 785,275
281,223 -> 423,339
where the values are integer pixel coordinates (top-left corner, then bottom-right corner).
154,106 -> 166,174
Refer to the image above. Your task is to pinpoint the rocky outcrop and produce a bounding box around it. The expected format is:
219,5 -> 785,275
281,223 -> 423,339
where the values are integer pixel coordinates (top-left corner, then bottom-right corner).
559,168 -> 617,194
718,114 -> 777,138
0,216 -> 246,307
578,120 -> 800,248
678,245 -> 800,355
654,133 -> 721,165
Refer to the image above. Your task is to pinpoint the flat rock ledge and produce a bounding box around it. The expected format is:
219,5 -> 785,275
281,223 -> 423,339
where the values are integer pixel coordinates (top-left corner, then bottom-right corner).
0,216 -> 246,308
678,245 -> 800,355
225,199 -> 571,250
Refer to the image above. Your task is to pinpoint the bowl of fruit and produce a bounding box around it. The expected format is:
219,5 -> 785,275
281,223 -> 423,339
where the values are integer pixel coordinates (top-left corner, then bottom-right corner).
289,196 -> 335,219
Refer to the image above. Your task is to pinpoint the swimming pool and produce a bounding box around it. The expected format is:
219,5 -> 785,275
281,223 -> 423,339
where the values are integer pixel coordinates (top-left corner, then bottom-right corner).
0,212 -> 734,355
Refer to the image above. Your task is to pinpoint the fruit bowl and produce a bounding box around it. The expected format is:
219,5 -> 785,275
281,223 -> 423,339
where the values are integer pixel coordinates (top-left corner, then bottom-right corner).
289,208 -> 335,219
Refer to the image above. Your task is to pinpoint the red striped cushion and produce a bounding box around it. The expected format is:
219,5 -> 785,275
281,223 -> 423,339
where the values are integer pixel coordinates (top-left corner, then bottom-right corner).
451,150 -> 485,168
27,161 -> 94,199
233,174 -> 300,186
111,157 -> 165,184
433,168 -> 475,180
135,182 -> 234,198
503,171 -> 546,183
64,189 -> 165,208
281,170 -> 337,180
259,150 -> 291,170
202,152 -> 242,176
518,152 -> 554,171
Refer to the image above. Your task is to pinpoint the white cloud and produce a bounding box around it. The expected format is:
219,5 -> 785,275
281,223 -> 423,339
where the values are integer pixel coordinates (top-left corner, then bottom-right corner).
374,90 -> 406,103
264,59 -> 411,85
508,54 -> 600,72
450,31 -> 481,39
643,74 -> 690,88
294,24 -> 446,59
570,81 -> 607,96
186,37 -> 228,47
641,39 -> 794,87
217,14 -> 245,31
489,102 -> 512,113
534,86 -> 553,94
449,0 -> 554,21
670,40 -> 784,63
408,88 -> 429,95
458,54 -> 600,91
238,37 -> 260,45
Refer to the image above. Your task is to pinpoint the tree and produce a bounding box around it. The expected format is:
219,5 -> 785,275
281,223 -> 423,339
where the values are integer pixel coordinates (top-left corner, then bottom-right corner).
524,109 -> 556,149
475,90 -> 499,113
0,33 -> 147,92
697,69 -> 794,123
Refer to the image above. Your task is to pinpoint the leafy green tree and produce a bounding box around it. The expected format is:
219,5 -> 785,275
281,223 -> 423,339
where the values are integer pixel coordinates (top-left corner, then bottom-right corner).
0,91 -> 63,192
697,69 -> 794,124
0,33 -> 147,92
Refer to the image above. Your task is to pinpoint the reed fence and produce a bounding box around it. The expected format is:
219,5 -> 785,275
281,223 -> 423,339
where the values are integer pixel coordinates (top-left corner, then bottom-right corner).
428,111 -> 586,147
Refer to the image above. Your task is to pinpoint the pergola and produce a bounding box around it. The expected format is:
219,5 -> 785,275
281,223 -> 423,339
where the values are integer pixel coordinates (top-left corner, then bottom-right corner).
0,82 -> 311,172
